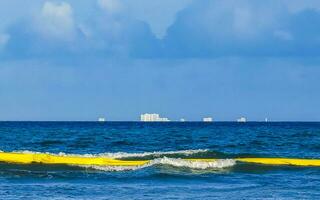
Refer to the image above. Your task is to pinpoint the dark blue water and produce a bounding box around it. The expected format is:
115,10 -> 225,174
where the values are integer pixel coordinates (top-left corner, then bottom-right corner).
1,122 -> 320,199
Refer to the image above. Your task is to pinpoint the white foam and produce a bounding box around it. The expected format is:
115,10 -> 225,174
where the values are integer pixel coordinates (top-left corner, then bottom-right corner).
86,157 -> 236,172
150,157 -> 236,170
85,165 -> 144,172
97,149 -> 209,159
12,149 -> 209,159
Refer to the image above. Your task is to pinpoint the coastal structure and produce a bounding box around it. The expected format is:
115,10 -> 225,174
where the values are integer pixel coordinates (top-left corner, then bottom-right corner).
98,117 -> 106,122
203,117 -> 213,122
237,117 -> 247,123
180,118 -> 186,122
140,113 -> 170,122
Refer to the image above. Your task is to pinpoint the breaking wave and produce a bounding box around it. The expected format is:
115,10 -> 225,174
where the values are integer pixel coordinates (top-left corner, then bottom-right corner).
97,149 -> 210,159
3,149 -> 237,171
87,157 -> 236,172
14,149 -> 209,159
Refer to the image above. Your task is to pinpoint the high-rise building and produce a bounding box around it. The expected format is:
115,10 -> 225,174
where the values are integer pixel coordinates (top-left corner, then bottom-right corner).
98,117 -> 106,122
140,113 -> 170,122
237,117 -> 247,123
203,117 -> 213,122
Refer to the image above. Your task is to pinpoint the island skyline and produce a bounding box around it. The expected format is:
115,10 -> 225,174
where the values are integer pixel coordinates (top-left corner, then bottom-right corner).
1,1 -> 320,121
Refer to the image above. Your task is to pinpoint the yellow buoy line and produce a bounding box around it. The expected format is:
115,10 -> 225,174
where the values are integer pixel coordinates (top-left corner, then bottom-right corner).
0,152 -> 320,167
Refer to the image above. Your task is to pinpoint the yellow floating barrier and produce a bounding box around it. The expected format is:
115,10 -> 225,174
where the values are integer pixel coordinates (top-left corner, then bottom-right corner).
1,152 -> 320,167
236,158 -> 320,166
0,152 -> 148,166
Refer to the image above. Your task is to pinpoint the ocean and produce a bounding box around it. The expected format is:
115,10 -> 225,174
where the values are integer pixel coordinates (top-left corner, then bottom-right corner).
0,122 -> 320,199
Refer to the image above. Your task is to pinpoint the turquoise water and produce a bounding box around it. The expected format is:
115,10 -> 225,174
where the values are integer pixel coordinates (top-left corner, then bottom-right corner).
0,122 -> 320,199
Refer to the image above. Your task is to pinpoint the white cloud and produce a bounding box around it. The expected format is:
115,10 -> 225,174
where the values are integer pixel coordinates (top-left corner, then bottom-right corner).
123,0 -> 193,38
35,1 -> 75,40
98,0 -> 123,14
97,0 -> 192,38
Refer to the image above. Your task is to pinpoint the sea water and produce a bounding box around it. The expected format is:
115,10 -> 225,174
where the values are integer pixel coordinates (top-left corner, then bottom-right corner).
0,122 -> 320,199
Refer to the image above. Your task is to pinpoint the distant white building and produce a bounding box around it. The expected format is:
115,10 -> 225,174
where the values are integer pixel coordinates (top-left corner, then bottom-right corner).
237,117 -> 247,123
203,117 -> 213,122
265,118 -> 268,122
140,113 -> 170,122
98,117 -> 106,122
180,118 -> 186,122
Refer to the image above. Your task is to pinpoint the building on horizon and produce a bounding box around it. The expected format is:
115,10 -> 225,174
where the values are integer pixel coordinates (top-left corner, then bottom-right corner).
203,117 -> 213,122
140,113 -> 170,122
98,117 -> 106,122
237,117 -> 247,123
180,118 -> 186,122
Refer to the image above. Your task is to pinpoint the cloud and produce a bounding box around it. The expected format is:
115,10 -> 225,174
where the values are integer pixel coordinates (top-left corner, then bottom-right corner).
161,0 -> 320,57
120,0 -> 193,38
96,0 -> 193,39
2,0 -> 320,59
35,1 -> 76,40
98,0 -> 123,14
3,1 -> 84,59
2,0 -> 159,59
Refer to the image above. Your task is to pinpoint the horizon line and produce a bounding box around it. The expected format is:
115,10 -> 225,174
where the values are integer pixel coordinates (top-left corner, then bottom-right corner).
0,120 -> 320,123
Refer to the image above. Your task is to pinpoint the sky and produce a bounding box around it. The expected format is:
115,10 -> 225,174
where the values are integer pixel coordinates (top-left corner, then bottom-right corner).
1,0 -> 320,121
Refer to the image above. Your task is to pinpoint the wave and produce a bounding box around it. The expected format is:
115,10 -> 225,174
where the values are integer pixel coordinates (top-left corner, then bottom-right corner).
0,149 -> 239,172
2,150 -> 316,173
13,149 -> 210,159
97,149 -> 210,159
86,157 -> 236,172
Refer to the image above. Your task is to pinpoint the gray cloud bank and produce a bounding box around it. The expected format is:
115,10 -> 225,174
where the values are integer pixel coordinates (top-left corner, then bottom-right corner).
1,0 -> 320,59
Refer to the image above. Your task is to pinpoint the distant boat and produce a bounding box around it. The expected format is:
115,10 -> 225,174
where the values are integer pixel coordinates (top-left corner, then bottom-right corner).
98,117 -> 106,122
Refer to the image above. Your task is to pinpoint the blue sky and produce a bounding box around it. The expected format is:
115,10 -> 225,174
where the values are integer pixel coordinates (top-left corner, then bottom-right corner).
0,0 -> 320,121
